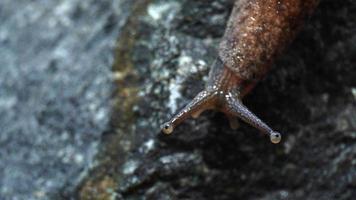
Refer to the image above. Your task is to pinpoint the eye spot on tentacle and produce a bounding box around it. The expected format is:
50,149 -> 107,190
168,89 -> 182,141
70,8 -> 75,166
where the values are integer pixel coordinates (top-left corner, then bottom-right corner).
161,122 -> 174,134
270,131 -> 281,144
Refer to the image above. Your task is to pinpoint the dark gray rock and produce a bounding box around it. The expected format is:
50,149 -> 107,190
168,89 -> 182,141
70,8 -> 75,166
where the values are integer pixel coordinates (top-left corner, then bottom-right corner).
77,0 -> 356,199
0,0 -> 133,199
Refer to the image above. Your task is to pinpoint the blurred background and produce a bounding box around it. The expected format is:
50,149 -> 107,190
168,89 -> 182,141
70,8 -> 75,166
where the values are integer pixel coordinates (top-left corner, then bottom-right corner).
0,0 -> 130,199
0,0 -> 355,200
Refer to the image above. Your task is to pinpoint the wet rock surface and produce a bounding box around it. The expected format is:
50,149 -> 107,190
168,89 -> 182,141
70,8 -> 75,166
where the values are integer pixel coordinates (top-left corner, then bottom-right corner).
76,0 -> 356,199
0,0 -> 134,199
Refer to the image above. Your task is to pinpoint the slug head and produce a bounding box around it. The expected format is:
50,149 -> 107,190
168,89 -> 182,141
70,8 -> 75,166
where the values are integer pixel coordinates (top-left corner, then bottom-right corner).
161,59 -> 282,144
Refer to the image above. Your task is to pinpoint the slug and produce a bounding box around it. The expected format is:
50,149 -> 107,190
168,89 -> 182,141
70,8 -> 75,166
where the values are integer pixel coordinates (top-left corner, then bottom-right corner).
162,0 -> 319,144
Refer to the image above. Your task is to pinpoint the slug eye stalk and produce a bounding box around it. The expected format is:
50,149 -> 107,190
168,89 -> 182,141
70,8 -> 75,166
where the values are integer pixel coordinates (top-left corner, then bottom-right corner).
161,59 -> 282,144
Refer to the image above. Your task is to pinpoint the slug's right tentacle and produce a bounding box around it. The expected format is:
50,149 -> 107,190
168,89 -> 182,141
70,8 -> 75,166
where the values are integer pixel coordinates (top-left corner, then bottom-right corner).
161,90 -> 216,134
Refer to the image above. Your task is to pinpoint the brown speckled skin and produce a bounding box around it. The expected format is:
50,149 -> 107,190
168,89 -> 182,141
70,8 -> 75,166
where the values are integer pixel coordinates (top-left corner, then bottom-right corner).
162,0 -> 319,143
220,0 -> 319,81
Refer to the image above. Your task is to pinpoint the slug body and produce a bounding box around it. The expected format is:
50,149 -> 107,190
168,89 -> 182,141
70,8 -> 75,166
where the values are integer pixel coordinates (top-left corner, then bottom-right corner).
162,0 -> 319,143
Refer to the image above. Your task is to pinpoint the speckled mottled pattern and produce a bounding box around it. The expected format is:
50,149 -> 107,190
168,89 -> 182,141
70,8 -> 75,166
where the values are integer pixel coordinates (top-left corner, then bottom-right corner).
0,0 -> 134,199
219,0 -> 319,80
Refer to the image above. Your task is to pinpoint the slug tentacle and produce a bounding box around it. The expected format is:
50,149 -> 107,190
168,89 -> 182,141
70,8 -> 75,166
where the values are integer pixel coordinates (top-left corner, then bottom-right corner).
224,94 -> 281,144
162,58 -> 282,144
161,90 -> 217,135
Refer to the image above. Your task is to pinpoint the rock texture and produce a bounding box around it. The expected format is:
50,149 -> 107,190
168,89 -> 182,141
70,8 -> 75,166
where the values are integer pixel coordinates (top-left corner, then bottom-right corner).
0,0 -> 133,199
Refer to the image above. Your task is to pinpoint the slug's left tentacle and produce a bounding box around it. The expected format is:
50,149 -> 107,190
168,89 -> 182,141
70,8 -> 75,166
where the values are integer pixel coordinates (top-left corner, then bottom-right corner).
161,90 -> 216,134
223,93 -> 281,144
